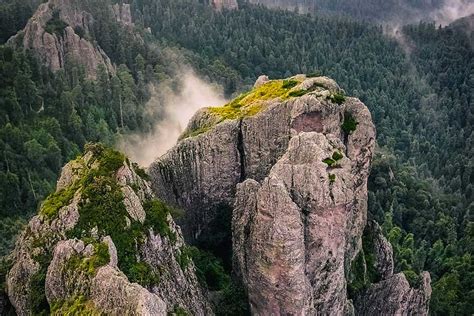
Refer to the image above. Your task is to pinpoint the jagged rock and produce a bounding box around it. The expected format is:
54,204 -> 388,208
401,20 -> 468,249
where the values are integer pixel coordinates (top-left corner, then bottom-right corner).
211,0 -> 239,10
234,130 -> 373,314
91,266 -> 167,315
366,220 -> 394,280
8,0 -> 115,79
150,74 -> 431,314
112,3 -> 133,26
7,144 -> 212,315
150,74 -> 371,245
355,272 -> 432,315
254,74 -> 270,87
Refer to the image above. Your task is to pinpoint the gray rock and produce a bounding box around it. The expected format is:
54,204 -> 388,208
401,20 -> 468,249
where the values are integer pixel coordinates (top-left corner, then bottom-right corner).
355,272 -> 432,316
254,75 -> 270,88
7,146 -> 212,315
211,0 -> 239,10
112,3 -> 133,26
366,220 -> 394,280
8,0 -> 115,79
234,130 -> 374,314
91,266 -> 167,315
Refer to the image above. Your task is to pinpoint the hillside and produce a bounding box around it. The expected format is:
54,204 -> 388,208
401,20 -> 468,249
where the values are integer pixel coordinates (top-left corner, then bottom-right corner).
0,0 -> 472,314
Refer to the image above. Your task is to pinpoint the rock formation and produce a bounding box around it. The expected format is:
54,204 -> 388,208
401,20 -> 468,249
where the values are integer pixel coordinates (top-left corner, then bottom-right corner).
6,74 -> 432,315
8,0 -> 115,79
6,144 -> 211,315
150,74 -> 432,315
211,0 -> 239,10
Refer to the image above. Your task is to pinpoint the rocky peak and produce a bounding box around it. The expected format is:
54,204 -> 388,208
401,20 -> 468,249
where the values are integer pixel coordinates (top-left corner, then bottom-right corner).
112,3 -> 134,27
211,0 -> 239,10
149,74 -> 431,314
6,144 -> 211,315
8,0 -> 115,79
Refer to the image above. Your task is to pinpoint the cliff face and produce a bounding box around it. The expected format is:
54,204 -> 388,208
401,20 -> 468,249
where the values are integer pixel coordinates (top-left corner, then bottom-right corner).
8,0 -> 117,79
6,144 -> 211,315
150,74 -> 432,314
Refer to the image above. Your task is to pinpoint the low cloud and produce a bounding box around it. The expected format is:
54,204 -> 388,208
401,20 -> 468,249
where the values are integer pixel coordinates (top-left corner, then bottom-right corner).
430,0 -> 474,26
119,69 -> 227,166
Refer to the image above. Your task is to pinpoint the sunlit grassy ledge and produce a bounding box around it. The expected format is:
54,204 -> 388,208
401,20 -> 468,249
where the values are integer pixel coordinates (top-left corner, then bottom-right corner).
179,75 -> 346,140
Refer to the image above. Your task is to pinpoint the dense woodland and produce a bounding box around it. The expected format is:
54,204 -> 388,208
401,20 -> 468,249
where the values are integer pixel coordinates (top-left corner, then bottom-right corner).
0,0 -> 472,314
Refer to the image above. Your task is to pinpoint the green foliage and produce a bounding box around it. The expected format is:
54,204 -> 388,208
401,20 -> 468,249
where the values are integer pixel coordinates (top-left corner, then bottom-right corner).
66,242 -> 110,277
179,246 -> 230,291
168,306 -> 189,316
341,112 -> 358,134
323,157 -> 336,167
306,71 -> 322,78
143,199 -> 177,243
0,256 -> 12,293
347,250 -> 367,296
329,174 -> 336,183
217,281 -> 250,316
132,162 -> 150,181
40,184 -> 77,219
63,146 -> 168,287
50,295 -> 101,316
327,92 -> 346,104
282,79 -> 298,89
332,151 -> 343,161
288,90 -> 308,97
44,10 -> 68,36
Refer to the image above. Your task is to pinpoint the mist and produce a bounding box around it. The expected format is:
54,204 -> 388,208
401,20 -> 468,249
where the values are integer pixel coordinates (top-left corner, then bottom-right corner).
430,0 -> 474,26
119,69 -> 227,167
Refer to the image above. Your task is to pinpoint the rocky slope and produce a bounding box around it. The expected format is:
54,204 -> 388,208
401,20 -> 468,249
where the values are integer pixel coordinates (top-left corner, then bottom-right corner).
8,0 -> 118,79
6,144 -> 211,315
150,74 -> 432,314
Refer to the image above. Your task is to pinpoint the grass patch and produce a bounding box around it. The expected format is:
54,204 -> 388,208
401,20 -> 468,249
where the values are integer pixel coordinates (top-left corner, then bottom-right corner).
341,112 -> 358,135
332,151 -> 344,161
66,242 -> 110,277
50,295 -> 101,316
282,79 -> 298,89
40,185 -> 77,219
327,92 -> 346,105
323,158 -> 336,167
329,174 -> 336,183
183,78 -> 314,139
288,89 -> 308,97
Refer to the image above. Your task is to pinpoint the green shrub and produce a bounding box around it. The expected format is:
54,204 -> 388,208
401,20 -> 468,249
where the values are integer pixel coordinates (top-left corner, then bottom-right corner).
179,246 -> 230,291
341,112 -> 358,135
288,90 -> 308,97
44,10 -> 68,36
132,162 -> 150,181
143,199 -> 177,243
282,79 -> 298,89
329,174 -> 336,183
40,185 -> 77,219
306,71 -> 322,78
323,158 -> 336,167
168,306 -> 189,316
327,92 -> 346,105
332,151 -> 343,161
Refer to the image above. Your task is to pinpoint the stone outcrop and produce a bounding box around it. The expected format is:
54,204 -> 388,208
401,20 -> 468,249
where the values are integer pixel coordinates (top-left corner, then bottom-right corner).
8,0 -> 115,79
352,220 -> 431,315
112,3 -> 133,26
150,74 -> 431,315
7,144 -> 212,315
211,0 -> 239,10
